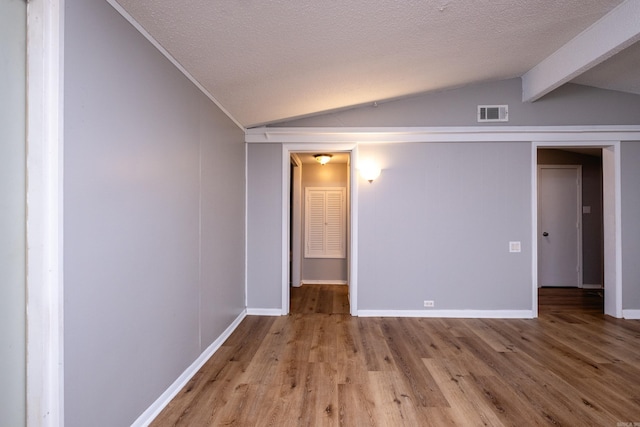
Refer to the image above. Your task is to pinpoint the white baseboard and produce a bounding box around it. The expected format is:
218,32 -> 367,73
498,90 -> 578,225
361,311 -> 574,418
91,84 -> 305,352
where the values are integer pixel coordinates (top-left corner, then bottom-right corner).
582,284 -> 603,289
246,308 -> 283,316
623,309 -> 640,319
301,280 -> 348,285
131,309 -> 247,427
357,309 -> 535,319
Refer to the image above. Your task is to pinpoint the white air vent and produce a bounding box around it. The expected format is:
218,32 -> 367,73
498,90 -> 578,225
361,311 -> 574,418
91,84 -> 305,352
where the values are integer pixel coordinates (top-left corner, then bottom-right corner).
478,105 -> 508,122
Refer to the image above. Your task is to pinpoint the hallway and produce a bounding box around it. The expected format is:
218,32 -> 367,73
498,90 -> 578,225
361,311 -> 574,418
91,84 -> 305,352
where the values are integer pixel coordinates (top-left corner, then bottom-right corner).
290,284 -> 350,315
538,287 -> 604,314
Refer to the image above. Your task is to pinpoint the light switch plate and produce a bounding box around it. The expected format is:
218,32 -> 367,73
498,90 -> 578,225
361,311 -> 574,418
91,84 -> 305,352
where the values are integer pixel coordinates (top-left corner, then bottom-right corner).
509,241 -> 521,253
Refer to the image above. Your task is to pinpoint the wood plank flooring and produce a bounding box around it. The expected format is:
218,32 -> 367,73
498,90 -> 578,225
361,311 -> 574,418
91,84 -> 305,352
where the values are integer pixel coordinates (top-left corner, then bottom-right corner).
151,286 -> 640,426
290,284 -> 350,314
538,286 -> 604,314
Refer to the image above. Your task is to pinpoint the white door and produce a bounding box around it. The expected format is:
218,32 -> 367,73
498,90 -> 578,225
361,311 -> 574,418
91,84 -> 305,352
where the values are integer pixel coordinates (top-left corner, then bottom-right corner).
538,165 -> 582,287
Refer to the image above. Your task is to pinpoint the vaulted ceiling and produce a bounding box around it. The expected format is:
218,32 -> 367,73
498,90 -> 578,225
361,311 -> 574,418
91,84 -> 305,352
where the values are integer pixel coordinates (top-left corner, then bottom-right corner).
110,0 -> 640,128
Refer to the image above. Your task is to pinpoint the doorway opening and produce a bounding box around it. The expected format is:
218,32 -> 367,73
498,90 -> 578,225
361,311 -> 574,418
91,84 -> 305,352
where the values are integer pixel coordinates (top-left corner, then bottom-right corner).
536,147 -> 605,314
288,151 -> 352,315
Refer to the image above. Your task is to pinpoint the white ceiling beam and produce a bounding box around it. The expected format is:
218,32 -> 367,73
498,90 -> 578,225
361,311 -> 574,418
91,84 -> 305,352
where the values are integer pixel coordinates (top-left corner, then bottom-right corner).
522,0 -> 640,103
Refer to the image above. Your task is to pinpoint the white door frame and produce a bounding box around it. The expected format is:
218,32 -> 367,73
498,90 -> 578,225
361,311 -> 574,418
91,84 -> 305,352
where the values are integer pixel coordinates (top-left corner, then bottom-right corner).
281,144 -> 358,315
537,164 -> 582,288
26,0 -> 65,425
290,154 -> 302,288
602,146 -> 622,317
532,142 -> 621,318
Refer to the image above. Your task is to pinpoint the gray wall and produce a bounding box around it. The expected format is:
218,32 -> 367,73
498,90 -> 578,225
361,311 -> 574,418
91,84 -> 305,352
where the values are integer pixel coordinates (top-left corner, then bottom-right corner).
64,1 -> 245,426
0,0 -> 26,425
538,149 -> 603,286
199,106 -> 246,345
271,78 -> 640,128
301,163 -> 348,282
247,141 -> 532,311
247,144 -> 283,309
358,142 -> 531,310
621,141 -> 640,310
247,80 -> 640,313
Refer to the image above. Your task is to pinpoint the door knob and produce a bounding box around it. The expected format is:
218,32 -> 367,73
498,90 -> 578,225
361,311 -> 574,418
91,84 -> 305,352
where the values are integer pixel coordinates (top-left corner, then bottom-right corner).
542,232 -> 549,237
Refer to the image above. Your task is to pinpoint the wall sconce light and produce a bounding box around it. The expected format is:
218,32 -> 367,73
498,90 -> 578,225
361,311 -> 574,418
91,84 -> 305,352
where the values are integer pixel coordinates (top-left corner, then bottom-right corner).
314,154 -> 332,165
359,160 -> 381,183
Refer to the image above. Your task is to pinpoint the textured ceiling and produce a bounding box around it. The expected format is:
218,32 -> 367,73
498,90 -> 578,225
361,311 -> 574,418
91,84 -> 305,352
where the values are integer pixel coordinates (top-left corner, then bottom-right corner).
574,40 -> 640,95
113,0 -> 635,128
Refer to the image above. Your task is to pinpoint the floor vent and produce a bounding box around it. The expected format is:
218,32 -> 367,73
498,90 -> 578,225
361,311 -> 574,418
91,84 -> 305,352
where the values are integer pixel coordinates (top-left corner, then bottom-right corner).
478,105 -> 508,122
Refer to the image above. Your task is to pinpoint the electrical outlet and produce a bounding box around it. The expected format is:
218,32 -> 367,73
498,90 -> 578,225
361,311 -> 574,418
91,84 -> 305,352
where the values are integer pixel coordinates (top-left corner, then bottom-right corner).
424,300 -> 435,308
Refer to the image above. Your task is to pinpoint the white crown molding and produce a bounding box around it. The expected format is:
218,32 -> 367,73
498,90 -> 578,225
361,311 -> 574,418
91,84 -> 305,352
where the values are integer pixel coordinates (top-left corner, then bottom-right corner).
245,126 -> 640,144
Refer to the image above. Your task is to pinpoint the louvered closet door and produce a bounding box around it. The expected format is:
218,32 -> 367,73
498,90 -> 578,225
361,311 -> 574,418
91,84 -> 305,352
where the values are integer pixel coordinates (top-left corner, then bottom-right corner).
305,187 -> 346,258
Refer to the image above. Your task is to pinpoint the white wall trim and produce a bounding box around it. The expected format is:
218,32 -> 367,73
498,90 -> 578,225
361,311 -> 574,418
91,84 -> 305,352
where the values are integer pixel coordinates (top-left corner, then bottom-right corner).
301,280 -> 348,285
613,143 -> 623,318
623,309 -> 640,320
535,141 -> 623,318
349,146 -> 359,316
281,146 -> 291,314
582,284 -> 603,289
290,155 -> 302,288
105,0 -> 245,131
26,0 -> 65,425
246,308 -> 284,316
251,128 -> 639,320
530,145 -> 539,317
131,310 -> 247,427
246,126 -> 640,144
282,144 -> 358,316
602,144 -> 622,317
357,310 -> 534,319
244,144 -> 249,308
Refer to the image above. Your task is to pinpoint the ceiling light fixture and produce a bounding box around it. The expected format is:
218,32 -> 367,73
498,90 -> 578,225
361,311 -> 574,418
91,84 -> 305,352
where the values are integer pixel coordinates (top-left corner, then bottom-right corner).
314,154 -> 332,165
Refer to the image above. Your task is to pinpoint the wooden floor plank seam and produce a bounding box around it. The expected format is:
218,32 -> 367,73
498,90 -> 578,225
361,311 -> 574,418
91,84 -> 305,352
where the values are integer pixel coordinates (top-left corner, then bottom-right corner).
151,286 -> 640,426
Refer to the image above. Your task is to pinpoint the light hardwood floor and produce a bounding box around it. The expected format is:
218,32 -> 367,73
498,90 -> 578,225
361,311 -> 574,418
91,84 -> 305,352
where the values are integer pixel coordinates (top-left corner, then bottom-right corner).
290,284 -> 350,315
151,286 -> 640,426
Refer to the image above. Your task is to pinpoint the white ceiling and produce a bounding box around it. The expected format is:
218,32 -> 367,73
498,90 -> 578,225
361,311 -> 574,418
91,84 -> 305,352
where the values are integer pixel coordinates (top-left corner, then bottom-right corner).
112,0 -> 640,128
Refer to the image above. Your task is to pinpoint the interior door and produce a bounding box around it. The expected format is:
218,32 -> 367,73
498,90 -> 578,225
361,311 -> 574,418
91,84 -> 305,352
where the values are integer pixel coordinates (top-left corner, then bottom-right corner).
538,165 -> 581,287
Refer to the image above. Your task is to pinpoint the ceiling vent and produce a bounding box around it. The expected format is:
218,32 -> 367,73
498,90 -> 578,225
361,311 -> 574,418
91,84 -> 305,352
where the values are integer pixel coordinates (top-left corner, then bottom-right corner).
478,105 -> 508,122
